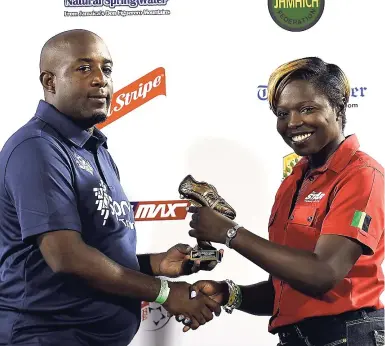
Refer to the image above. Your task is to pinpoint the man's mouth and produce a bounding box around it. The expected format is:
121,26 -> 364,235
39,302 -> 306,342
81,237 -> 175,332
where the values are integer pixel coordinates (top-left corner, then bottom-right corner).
88,95 -> 108,105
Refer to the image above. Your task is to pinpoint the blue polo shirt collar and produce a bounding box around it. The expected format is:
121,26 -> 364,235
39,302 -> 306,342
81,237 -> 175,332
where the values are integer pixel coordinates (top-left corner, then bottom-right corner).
35,100 -> 108,149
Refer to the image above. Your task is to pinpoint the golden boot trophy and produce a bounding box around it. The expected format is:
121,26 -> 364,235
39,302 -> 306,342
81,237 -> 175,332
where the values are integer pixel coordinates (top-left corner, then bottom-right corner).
178,175 -> 236,263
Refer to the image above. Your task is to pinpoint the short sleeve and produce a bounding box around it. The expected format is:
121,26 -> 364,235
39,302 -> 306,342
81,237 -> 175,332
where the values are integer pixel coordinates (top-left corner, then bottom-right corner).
321,167 -> 384,255
5,137 -> 82,243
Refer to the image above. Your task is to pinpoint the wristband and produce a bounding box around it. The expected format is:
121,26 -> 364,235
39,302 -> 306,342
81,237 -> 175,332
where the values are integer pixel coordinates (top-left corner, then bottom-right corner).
223,279 -> 242,314
155,279 -> 170,305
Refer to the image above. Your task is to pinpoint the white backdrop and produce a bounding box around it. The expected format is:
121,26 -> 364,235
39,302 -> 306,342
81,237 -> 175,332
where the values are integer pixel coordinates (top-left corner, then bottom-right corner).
1,1 -> 384,345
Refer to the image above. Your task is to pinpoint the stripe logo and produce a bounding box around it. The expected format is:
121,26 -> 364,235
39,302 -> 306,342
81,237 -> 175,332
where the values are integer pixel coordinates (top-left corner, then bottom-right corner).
351,210 -> 372,233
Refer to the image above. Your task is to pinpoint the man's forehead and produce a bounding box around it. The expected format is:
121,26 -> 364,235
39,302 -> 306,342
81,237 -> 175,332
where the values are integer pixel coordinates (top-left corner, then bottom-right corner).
60,38 -> 112,63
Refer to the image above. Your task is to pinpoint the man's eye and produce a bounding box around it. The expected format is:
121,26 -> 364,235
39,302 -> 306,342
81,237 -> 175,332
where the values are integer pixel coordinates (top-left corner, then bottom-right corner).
78,65 -> 91,72
103,67 -> 112,76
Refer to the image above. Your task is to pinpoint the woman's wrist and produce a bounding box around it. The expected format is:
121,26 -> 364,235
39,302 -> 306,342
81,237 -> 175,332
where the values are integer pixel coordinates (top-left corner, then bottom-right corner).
222,279 -> 243,313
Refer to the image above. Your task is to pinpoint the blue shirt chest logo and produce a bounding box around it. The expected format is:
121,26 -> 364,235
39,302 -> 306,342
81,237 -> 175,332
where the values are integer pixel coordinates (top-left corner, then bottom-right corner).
93,180 -> 135,230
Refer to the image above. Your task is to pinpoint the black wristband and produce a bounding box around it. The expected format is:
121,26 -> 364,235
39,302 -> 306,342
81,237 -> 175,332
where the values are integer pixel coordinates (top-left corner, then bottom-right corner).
137,254 -> 154,276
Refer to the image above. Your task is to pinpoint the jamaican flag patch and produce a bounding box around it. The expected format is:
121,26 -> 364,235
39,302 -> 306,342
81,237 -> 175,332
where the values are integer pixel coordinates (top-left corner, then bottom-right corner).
351,211 -> 372,233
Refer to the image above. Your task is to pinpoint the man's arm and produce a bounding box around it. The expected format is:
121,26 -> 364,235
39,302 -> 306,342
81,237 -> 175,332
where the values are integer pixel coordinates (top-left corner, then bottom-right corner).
38,231 -> 162,301
37,230 -> 222,329
4,138 -> 222,327
5,138 -> 161,301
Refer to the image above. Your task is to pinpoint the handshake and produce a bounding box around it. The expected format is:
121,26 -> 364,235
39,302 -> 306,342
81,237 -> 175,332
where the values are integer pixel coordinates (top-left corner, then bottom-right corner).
161,279 -> 233,332
155,175 -> 242,332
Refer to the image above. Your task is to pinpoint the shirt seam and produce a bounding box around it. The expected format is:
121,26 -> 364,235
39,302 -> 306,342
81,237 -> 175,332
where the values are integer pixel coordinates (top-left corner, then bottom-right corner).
321,225 -> 377,241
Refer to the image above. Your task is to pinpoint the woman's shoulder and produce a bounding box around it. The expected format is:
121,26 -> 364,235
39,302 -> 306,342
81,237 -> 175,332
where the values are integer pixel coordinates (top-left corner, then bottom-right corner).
351,150 -> 384,175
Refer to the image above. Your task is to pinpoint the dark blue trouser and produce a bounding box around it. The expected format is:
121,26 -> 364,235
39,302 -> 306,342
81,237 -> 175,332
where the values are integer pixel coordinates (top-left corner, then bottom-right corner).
275,308 -> 384,346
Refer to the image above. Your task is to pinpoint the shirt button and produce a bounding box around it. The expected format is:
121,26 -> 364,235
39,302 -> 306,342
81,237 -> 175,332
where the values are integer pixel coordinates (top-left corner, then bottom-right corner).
307,216 -> 313,222
289,215 -> 294,220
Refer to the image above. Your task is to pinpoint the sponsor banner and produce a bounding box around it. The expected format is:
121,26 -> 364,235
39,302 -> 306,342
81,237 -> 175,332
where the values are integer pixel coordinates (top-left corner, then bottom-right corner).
268,0 -> 325,32
141,301 -> 171,331
283,152 -> 301,179
97,67 -> 166,129
131,200 -> 190,221
257,84 -> 367,109
64,0 -> 171,17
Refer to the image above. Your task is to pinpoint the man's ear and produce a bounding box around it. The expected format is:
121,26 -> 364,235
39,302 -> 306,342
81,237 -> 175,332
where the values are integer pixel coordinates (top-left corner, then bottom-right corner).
40,71 -> 55,94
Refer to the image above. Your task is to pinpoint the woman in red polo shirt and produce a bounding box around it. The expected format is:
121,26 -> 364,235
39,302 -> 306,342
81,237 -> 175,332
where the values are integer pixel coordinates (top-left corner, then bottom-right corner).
180,57 -> 384,345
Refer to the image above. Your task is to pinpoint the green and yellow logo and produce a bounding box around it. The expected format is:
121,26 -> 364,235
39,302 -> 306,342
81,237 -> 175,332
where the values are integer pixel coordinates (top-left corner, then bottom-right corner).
283,152 -> 301,180
268,0 -> 325,32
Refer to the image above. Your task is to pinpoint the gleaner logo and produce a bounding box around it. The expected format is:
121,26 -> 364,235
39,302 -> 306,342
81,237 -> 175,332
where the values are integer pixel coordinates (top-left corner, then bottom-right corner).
96,67 -> 166,130
131,200 -> 190,221
304,191 -> 325,202
268,0 -> 325,32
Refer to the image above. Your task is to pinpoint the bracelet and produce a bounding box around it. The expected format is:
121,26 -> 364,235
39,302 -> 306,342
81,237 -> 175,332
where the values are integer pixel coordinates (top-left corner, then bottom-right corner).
155,279 -> 170,304
223,279 -> 242,314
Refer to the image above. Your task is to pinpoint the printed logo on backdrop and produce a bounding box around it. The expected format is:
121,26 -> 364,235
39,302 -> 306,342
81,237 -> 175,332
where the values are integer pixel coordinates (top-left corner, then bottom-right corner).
268,0 -> 325,32
141,301 -> 171,331
96,67 -> 166,130
257,85 -> 367,109
130,200 -> 191,221
64,0 -> 171,17
283,152 -> 301,180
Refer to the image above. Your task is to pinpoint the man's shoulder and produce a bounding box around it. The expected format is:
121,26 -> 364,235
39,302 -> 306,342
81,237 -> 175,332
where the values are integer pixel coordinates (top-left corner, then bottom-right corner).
0,117 -> 66,161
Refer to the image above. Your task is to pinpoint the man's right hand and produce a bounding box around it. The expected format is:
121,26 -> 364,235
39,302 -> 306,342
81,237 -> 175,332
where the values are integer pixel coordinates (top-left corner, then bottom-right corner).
162,281 -> 222,331
175,280 -> 230,332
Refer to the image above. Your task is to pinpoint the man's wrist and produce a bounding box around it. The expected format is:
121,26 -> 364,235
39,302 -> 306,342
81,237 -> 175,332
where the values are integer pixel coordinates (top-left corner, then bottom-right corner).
137,253 -> 165,276
149,253 -> 166,276
154,278 -> 170,304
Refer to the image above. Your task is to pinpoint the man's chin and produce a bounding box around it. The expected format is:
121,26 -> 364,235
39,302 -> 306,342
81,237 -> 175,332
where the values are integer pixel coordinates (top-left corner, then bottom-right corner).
76,112 -> 108,130
93,112 -> 108,124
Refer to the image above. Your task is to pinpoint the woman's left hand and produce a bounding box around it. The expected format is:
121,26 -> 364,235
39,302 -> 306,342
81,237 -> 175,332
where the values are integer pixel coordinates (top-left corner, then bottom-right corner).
188,206 -> 237,244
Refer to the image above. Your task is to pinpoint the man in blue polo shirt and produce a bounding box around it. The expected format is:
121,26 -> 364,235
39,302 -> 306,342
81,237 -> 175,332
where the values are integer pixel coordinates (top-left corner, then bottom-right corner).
0,29 -> 221,346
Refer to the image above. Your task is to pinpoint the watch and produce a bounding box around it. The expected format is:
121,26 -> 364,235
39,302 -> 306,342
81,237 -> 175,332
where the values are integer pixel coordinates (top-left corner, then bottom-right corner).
225,224 -> 242,248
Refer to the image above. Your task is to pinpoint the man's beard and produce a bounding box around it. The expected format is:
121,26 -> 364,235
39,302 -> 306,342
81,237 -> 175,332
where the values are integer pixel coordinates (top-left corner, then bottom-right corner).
76,111 -> 108,130
92,112 -> 108,125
